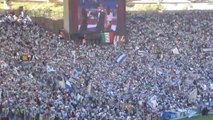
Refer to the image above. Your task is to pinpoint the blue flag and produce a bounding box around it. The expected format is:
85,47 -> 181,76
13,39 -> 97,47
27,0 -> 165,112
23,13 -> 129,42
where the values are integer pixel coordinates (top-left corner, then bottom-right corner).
116,53 -> 126,63
65,81 -> 74,93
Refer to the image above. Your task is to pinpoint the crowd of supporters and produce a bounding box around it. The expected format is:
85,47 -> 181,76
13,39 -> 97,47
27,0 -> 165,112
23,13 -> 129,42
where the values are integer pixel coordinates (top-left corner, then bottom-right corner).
0,10 -> 213,120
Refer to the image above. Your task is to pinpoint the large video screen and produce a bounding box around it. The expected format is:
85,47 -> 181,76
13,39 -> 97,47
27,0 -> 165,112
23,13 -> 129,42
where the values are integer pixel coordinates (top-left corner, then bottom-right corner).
77,0 -> 125,34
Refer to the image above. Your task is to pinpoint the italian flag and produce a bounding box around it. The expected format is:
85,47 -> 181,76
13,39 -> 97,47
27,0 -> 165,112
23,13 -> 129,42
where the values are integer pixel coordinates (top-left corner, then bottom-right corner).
101,32 -> 114,44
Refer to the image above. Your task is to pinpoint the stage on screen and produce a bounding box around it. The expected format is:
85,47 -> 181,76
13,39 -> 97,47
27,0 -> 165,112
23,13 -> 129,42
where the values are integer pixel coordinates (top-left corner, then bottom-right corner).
78,0 -> 118,33
68,0 -> 126,42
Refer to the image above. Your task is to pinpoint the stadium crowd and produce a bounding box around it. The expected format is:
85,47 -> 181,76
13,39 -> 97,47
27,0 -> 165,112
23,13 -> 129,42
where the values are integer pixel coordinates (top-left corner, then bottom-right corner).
0,10 -> 213,120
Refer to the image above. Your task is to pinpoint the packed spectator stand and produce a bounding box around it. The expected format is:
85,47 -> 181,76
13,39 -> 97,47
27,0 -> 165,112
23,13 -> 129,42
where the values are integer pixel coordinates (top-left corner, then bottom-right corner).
0,10 -> 213,120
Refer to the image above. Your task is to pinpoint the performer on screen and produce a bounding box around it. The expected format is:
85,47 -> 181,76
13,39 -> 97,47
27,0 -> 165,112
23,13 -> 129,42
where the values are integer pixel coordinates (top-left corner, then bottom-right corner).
105,6 -> 113,31
79,3 -> 88,33
96,3 -> 105,32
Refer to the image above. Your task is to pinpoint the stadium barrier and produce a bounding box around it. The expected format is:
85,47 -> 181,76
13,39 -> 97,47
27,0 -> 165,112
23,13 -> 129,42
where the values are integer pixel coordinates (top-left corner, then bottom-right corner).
160,102 -> 213,120
160,108 -> 199,120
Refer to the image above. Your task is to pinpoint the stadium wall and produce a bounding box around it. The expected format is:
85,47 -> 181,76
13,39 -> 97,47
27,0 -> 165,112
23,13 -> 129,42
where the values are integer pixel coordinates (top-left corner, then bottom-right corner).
31,17 -> 63,34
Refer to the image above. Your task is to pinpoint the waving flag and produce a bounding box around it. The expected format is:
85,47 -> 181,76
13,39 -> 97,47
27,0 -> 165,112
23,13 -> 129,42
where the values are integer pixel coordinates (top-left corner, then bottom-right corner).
58,80 -> 65,89
188,88 -> 197,100
124,81 -> 130,93
107,88 -> 114,96
148,96 -> 158,109
26,15 -> 32,22
187,109 -> 198,118
211,83 -> 213,90
72,69 -> 79,79
65,81 -> 74,93
47,65 -> 55,73
87,82 -> 92,95
0,60 -> 8,69
101,32 -> 114,44
116,53 -> 126,63
202,48 -> 213,52
71,65 -> 82,80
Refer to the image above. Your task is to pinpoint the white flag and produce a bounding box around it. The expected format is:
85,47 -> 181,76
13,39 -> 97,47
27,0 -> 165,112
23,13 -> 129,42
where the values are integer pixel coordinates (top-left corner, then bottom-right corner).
47,65 -> 55,73
210,84 -> 213,90
58,80 -> 65,89
87,82 -> 92,95
124,81 -> 130,92
188,88 -> 197,100
148,96 -> 157,109
172,47 -> 180,54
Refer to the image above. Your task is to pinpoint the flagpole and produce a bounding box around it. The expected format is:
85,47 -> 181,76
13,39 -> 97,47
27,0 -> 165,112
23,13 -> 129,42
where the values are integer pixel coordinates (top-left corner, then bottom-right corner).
72,51 -> 76,64
74,53 -> 76,64
155,67 -> 157,80
114,35 -> 117,52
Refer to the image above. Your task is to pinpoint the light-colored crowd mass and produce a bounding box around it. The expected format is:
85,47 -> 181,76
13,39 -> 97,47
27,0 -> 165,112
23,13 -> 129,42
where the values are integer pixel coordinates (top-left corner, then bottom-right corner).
0,10 -> 213,120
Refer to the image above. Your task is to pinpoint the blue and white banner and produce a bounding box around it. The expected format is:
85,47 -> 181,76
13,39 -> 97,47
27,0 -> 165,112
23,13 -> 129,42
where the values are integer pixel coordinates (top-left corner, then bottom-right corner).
70,64 -> 83,81
187,109 -> 198,118
161,112 -> 177,120
47,65 -> 55,73
65,81 -> 74,93
116,53 -> 126,63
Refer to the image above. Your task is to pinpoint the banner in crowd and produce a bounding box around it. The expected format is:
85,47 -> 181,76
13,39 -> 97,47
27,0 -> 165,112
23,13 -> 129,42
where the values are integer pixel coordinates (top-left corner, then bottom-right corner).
161,108 -> 199,120
0,104 -> 210,120
116,53 -> 126,63
161,112 -> 177,120
202,48 -> 213,52
187,109 -> 198,118
20,55 -> 33,61
84,32 -> 126,44
114,35 -> 125,42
